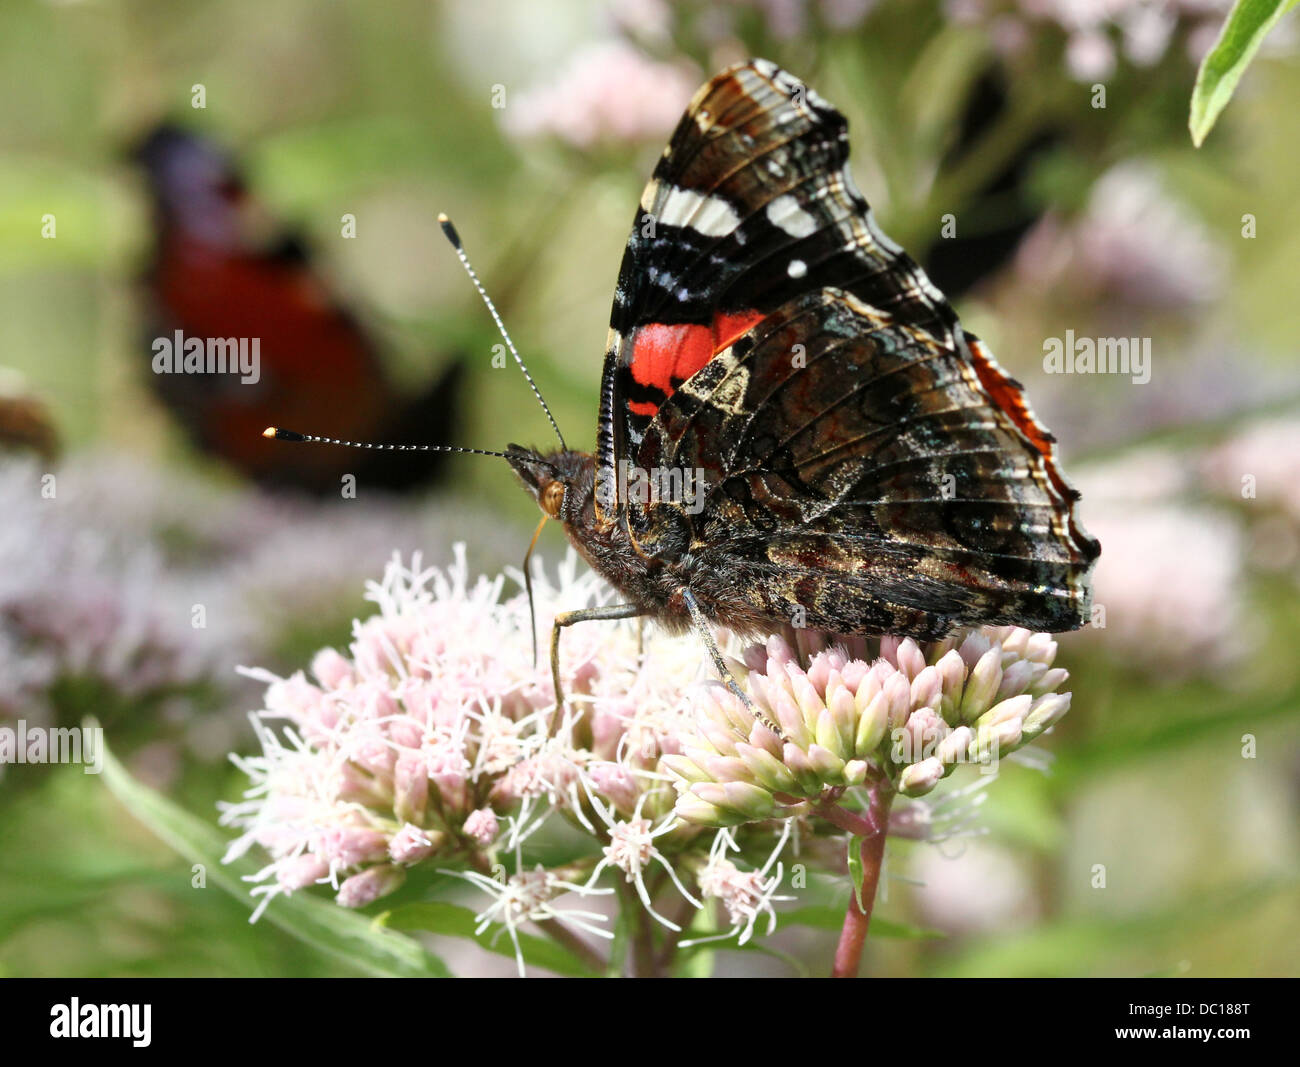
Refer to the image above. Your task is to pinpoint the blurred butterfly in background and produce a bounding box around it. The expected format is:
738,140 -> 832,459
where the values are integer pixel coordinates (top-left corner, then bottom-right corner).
133,123 -> 463,494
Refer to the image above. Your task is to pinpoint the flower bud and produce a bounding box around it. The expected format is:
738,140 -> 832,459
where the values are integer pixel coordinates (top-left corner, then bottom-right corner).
337,864 -> 405,908
807,743 -> 847,784
853,690 -> 888,757
814,707 -> 848,761
935,725 -> 974,766
996,659 -> 1037,700
276,853 -> 329,890
934,649 -> 968,720
1023,692 -> 1071,736
882,671 -> 912,730
961,646 -> 1005,720
311,648 -> 353,689
661,752 -> 713,784
674,793 -> 738,827
463,807 -> 500,847
393,751 -> 429,825
389,823 -> 438,863
735,742 -> 800,794
589,762 -> 639,810
693,781 -> 775,821
321,825 -> 390,867
898,757 -> 945,797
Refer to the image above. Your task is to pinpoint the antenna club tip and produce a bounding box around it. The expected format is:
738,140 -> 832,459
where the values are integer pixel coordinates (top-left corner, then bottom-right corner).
437,213 -> 462,249
264,426 -> 306,442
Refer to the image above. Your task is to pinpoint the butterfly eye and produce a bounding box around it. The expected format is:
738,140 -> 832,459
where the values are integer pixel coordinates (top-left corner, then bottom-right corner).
540,481 -> 566,519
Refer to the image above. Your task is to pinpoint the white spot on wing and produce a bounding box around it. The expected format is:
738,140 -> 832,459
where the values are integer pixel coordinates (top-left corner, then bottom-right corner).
658,185 -> 742,237
766,194 -> 818,239
787,258 -> 807,278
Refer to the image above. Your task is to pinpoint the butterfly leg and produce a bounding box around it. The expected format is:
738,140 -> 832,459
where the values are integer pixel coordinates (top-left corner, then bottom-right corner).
680,588 -> 783,738
549,603 -> 643,733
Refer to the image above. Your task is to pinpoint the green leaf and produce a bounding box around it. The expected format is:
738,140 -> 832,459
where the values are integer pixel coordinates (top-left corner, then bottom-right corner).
847,836 -> 867,911
781,905 -> 945,940
1189,0 -> 1298,146
382,901 -> 598,977
99,736 -> 451,977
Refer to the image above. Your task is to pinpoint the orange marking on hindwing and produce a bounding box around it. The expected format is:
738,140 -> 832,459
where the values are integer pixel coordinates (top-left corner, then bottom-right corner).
627,309 -> 765,416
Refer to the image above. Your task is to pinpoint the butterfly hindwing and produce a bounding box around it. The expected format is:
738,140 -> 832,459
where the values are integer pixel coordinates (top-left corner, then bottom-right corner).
626,288 -> 1095,636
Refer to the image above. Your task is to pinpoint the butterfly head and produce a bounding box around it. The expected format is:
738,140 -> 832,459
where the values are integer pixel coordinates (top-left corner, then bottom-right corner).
505,444 -> 594,524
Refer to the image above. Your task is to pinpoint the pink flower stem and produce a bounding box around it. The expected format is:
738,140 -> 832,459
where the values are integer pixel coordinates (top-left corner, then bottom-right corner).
817,787 -> 894,978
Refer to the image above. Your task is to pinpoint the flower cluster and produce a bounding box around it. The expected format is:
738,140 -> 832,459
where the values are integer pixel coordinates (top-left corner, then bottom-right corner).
221,548 -> 720,925
0,451 -> 519,775
221,545 -> 1082,973
666,627 -> 1071,826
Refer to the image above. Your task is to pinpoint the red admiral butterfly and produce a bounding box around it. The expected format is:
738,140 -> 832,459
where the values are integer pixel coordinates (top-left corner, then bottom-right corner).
270,60 -> 1099,712
135,124 -> 462,493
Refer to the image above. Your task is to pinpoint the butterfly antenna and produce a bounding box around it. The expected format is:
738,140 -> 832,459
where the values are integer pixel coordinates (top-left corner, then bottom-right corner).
263,426 -> 510,462
438,213 -> 567,451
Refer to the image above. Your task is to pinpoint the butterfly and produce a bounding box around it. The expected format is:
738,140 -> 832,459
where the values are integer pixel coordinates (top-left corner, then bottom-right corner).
134,123 -> 463,494
271,59 -> 1099,714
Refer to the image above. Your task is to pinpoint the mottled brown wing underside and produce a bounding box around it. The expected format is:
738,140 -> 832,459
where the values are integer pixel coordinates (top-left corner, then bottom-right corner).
633,289 -> 1098,637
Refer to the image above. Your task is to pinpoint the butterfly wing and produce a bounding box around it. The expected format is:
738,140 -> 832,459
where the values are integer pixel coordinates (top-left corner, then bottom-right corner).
599,60 -> 1097,636
135,124 -> 461,492
635,289 -> 1099,637
598,58 -> 963,507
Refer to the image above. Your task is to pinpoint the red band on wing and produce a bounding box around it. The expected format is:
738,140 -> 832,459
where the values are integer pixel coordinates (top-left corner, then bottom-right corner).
627,309 -> 765,417
964,335 -> 1055,458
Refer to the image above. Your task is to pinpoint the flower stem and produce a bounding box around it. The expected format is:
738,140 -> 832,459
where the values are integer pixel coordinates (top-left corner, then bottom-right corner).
829,789 -> 893,978
536,917 -> 607,975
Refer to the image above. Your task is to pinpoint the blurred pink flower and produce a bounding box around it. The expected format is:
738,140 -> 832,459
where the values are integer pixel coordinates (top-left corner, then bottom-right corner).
1201,415 -> 1300,575
503,41 -> 699,149
1202,416 -> 1300,526
909,840 -> 1040,935
0,450 -> 522,771
1071,451 -> 1249,670
950,1 -> 1231,80
1016,161 -> 1224,307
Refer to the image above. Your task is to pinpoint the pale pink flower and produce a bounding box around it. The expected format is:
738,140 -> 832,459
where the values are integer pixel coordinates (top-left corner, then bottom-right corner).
222,546 -> 710,925
665,626 -> 1074,826
1202,416 -> 1300,527
1071,454 -> 1249,670
1016,161 -> 1224,306
683,823 -> 794,947
444,856 -> 613,977
502,41 -> 699,149
463,808 -> 499,846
